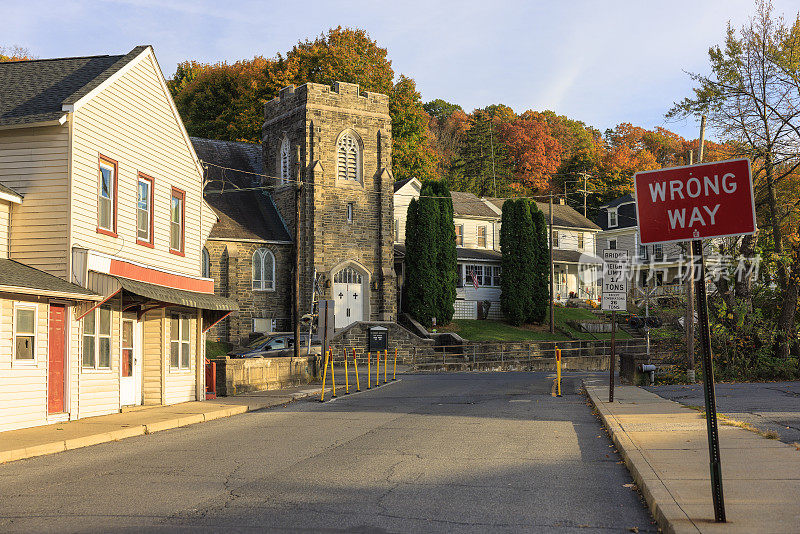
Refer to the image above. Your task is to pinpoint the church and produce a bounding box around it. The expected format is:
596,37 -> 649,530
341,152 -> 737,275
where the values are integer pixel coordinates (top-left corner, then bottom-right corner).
195,82 -> 396,346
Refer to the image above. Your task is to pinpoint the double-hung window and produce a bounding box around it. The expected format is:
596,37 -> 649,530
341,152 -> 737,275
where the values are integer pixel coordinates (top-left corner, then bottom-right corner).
455,224 -> 464,246
14,304 -> 36,362
477,226 -> 487,248
552,230 -> 559,248
98,156 -> 118,236
608,208 -> 618,228
137,173 -> 154,246
82,306 -> 111,369
170,188 -> 185,255
577,232 -> 584,250
170,314 -> 190,370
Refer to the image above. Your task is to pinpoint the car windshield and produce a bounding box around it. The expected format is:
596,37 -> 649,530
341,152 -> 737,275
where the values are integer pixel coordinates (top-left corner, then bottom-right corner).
245,335 -> 270,349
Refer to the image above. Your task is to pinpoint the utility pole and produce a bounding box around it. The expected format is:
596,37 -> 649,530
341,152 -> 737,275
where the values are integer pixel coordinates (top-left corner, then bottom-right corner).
489,116 -> 497,198
582,173 -> 588,218
293,178 -> 303,360
549,192 -> 555,334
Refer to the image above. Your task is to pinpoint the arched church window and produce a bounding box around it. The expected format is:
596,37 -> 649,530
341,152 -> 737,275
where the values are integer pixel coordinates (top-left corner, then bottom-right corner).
252,248 -> 275,291
202,247 -> 211,278
279,136 -> 290,184
333,267 -> 362,284
337,131 -> 361,182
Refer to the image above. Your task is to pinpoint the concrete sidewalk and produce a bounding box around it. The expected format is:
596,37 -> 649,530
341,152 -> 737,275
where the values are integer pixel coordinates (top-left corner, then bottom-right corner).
585,381 -> 800,533
0,385 -> 322,465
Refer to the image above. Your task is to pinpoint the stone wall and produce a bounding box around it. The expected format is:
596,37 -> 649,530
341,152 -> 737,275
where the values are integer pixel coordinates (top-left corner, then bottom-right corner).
213,355 -> 317,396
328,321 -> 435,363
205,239 -> 293,345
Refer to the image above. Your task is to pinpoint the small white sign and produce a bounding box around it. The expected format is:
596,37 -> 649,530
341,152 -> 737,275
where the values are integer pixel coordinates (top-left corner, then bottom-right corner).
602,250 -> 628,312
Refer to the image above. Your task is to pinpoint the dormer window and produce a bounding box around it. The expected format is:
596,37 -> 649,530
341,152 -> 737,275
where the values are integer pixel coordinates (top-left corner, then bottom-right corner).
337,130 -> 361,182
608,208 -> 618,228
279,136 -> 290,184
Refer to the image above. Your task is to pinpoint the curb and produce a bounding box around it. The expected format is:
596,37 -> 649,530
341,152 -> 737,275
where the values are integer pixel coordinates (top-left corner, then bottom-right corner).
583,382 -> 700,534
0,392 -> 318,465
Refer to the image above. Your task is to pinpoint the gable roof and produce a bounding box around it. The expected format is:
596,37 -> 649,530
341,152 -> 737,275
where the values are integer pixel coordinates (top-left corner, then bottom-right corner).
595,193 -> 638,231
0,259 -> 100,299
451,191 -> 498,218
192,137 -> 292,243
0,46 -> 149,128
598,193 -> 635,210
393,177 -> 415,193
486,197 -> 601,230
0,183 -> 22,203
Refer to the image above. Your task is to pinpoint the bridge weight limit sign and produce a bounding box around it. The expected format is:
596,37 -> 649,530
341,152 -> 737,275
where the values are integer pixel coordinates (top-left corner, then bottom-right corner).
602,250 -> 627,403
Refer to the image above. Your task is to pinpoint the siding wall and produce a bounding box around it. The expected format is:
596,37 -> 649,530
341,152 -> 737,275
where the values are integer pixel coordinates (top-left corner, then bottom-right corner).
71,52 -> 209,279
393,182 -> 418,244
0,125 -> 70,277
0,200 -> 10,258
0,296 -> 49,432
142,308 -> 164,405
553,228 -> 597,256
76,298 -> 121,418
455,217 -> 498,250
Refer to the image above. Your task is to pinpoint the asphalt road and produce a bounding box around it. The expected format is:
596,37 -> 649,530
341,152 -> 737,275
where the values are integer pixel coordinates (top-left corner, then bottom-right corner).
0,372 -> 656,533
647,380 -> 800,445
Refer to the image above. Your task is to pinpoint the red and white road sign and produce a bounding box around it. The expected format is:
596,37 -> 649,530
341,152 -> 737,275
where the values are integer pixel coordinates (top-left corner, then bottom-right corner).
634,158 -> 756,245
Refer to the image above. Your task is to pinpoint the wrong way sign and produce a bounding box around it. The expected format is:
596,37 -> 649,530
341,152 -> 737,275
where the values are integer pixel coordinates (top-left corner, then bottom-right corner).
634,158 -> 755,245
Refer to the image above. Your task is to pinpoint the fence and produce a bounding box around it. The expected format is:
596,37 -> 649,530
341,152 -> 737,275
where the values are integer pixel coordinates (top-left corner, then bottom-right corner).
326,338 -> 648,373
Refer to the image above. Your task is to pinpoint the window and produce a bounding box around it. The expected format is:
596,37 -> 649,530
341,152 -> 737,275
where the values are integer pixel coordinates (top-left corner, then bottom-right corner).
609,239 -> 617,250
14,304 -> 36,361
552,230 -> 559,248
137,173 -> 154,246
463,264 -> 501,287
336,130 -> 361,182
97,155 -> 118,236
455,224 -> 464,246
82,306 -> 111,369
347,203 -> 354,224
577,232 -> 584,250
456,264 -> 464,288
280,136 -> 291,184
202,247 -> 211,278
491,265 -> 502,287
170,188 -> 185,254
394,219 -> 400,243
639,244 -> 649,260
252,248 -> 275,291
477,226 -> 487,248
653,244 -> 664,261
170,314 -> 190,369
608,208 -> 618,228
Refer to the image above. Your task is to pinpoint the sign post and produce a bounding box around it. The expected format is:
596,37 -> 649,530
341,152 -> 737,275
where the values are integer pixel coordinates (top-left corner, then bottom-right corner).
634,158 -> 755,524
602,249 -> 628,402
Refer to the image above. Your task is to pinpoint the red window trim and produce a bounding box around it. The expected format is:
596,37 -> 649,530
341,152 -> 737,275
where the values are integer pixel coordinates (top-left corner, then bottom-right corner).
136,172 -> 155,248
96,154 -> 118,238
169,187 -> 186,256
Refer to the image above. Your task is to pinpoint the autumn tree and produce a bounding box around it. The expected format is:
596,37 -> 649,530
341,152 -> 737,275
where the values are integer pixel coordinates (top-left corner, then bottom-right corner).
497,112 -> 563,191
669,0 -> 800,359
390,75 -> 438,182
453,108 -> 514,197
0,45 -> 32,61
425,100 -> 469,179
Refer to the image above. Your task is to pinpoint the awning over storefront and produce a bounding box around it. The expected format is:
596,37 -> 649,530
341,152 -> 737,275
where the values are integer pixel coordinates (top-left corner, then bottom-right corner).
113,276 -> 238,311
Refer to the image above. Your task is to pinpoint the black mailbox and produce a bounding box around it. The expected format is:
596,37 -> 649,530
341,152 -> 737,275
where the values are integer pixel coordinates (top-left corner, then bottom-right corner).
368,326 -> 388,351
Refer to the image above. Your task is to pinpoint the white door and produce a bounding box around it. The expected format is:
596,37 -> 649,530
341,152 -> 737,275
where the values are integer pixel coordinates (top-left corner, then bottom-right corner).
333,267 -> 364,329
120,318 -> 142,406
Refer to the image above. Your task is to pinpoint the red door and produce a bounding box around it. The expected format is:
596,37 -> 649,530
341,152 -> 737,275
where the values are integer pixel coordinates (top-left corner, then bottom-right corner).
48,304 -> 66,414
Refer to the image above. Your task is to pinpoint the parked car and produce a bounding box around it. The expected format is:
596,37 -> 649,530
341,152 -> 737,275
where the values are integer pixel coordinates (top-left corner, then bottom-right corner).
228,332 -> 321,358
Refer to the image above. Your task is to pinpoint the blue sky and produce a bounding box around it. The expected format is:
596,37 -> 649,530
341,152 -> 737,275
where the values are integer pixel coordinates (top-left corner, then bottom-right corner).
3,0 -> 797,140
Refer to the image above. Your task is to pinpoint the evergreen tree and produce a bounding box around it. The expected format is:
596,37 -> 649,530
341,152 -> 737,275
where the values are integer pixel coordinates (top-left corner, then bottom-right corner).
455,109 -> 513,197
530,204 -> 550,323
402,197 -> 437,327
428,180 -> 457,324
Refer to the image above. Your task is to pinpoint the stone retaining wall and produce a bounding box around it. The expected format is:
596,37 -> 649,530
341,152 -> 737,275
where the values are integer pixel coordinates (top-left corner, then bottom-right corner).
213,355 -> 317,396
328,321 -> 435,363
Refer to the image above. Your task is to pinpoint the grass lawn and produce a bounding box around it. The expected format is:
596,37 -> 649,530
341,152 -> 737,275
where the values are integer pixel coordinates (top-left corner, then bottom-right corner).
443,306 -> 632,342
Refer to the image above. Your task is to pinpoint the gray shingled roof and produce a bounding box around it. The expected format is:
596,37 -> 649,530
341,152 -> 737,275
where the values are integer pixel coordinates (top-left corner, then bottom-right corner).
451,191 -> 498,218
486,197 -> 600,230
0,259 -> 99,298
192,137 -> 292,243
0,46 -> 149,128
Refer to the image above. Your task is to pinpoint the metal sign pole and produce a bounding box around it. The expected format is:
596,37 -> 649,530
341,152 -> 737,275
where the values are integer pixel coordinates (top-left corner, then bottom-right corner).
692,238 -> 725,523
609,310 -> 616,402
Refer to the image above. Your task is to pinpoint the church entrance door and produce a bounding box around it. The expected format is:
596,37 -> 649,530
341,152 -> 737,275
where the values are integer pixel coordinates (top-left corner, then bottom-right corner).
333,267 -> 364,329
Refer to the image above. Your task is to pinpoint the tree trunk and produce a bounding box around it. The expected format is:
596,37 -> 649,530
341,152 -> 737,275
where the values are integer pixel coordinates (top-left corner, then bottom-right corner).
776,232 -> 800,359
764,152 -> 787,291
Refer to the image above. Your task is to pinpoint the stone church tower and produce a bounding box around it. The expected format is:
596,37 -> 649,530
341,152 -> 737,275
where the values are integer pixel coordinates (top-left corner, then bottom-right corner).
262,82 -> 396,328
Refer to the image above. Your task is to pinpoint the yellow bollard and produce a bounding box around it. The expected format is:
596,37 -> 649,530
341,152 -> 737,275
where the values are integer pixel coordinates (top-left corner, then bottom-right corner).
320,350 -> 329,402
367,352 -> 371,389
392,348 -> 398,380
556,347 -> 562,397
343,347 -> 350,394
330,347 -> 337,398
384,349 -> 388,383
376,347 -> 380,386
352,348 -> 361,391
